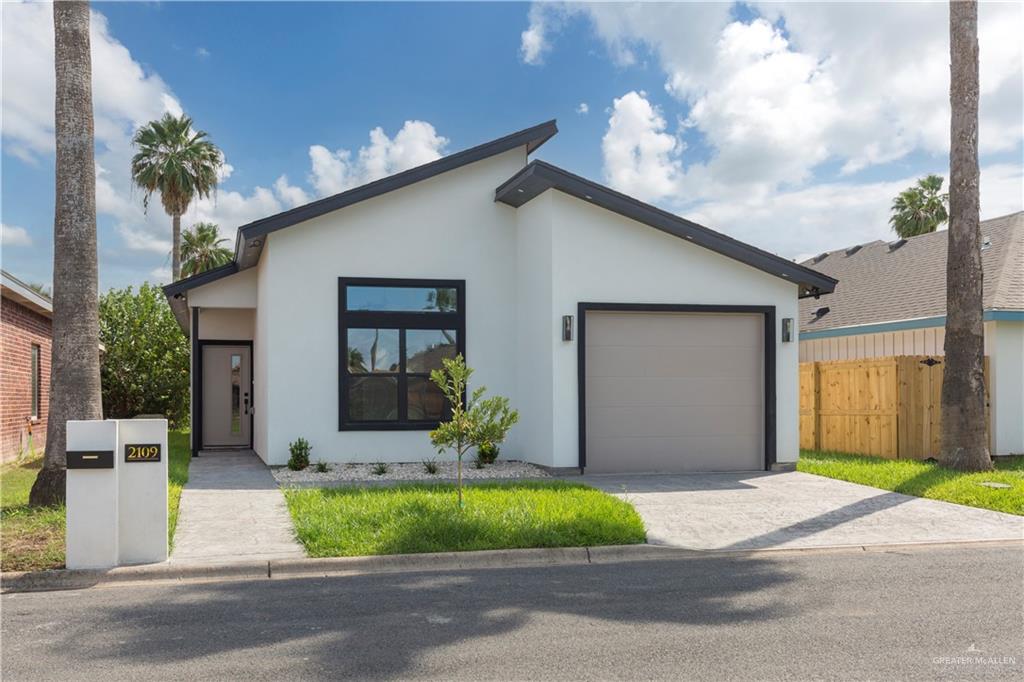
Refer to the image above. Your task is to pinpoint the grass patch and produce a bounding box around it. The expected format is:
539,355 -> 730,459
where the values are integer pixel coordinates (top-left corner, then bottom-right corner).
1,430 -> 192,572
798,450 -> 1024,516
284,481 -> 647,557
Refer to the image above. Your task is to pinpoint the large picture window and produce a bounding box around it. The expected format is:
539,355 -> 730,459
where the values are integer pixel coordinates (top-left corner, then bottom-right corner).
339,278 -> 465,430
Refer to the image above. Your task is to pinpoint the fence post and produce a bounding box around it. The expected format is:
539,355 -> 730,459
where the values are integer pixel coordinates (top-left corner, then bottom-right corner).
813,362 -> 822,451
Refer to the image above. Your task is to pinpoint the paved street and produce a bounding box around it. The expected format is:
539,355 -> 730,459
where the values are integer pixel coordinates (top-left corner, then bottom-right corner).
3,545 -> 1022,680
580,471 -> 1024,549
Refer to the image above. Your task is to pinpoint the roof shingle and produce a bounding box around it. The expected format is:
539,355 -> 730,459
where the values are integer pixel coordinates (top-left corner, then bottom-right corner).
798,211 -> 1023,332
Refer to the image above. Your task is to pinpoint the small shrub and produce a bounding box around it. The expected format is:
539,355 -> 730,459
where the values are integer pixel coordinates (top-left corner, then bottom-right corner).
473,456 -> 486,469
477,442 -> 499,464
288,438 -> 311,471
315,461 -> 329,473
372,462 -> 390,476
422,459 -> 439,475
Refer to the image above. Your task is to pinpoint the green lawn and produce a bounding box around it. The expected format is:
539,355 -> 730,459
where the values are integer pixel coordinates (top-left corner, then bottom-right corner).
0,430 -> 191,572
284,481 -> 647,557
798,450 -> 1024,516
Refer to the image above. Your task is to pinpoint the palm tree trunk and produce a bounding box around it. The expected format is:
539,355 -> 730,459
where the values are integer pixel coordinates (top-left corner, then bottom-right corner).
30,1 -> 103,506
940,0 -> 990,472
171,213 -> 182,280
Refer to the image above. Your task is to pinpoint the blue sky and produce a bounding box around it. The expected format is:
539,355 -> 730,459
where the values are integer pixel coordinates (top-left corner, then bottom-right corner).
2,1 -> 1022,292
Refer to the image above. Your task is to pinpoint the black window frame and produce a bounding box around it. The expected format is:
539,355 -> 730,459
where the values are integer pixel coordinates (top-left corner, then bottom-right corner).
338,277 -> 466,431
30,343 -> 40,419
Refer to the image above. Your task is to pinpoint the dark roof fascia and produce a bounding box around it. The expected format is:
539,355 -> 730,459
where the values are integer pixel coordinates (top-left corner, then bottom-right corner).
232,119 -> 558,266
495,161 -> 838,298
162,262 -> 239,299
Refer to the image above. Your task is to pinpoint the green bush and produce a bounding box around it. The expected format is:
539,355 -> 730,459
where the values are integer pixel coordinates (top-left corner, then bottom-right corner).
99,283 -> 190,427
288,438 -> 311,471
314,461 -> 329,473
477,442 -> 499,464
422,459 -> 439,475
372,462 -> 390,476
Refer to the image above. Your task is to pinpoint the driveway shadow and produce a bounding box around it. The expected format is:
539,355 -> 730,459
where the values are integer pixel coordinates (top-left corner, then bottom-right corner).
579,471 -> 771,494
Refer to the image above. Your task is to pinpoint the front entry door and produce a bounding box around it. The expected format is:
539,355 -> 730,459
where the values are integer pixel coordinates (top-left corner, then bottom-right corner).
202,345 -> 251,448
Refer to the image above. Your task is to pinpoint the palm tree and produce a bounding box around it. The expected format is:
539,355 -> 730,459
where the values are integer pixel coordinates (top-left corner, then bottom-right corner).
131,113 -> 222,280
30,1 -> 103,506
181,222 -> 232,277
889,175 -> 949,238
941,0 -> 990,471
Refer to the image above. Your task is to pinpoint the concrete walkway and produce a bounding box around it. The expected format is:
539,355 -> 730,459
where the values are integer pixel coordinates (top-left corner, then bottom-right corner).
582,470 -> 1024,550
171,450 -> 305,565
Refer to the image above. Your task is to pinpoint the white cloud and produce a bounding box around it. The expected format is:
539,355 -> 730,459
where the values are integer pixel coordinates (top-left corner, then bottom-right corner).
576,102 -> 589,115
529,1 -> 1024,199
273,175 -> 311,209
1,223 -> 32,247
195,47 -> 210,59
519,4 -> 550,65
307,120 -> 448,197
601,92 -> 681,202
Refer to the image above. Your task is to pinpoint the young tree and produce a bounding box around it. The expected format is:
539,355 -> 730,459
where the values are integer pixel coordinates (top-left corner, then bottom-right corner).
889,175 -> 949,238
131,114 -> 222,280
429,355 -> 518,507
30,1 -> 103,506
181,222 -> 232,277
941,0 -> 990,472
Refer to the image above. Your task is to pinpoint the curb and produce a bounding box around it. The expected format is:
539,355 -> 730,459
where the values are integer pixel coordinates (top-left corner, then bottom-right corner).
2,538 -> 1020,594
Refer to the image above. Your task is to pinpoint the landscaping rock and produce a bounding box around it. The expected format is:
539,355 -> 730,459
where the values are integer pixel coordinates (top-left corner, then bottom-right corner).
273,460 -> 550,486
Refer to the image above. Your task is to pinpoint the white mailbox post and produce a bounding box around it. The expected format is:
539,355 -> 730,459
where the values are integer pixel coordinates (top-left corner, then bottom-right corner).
66,418 -> 170,569
117,419 -> 168,564
66,420 -> 119,569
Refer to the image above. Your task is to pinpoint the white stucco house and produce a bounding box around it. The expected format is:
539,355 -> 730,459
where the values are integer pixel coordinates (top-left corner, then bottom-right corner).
164,121 -> 836,473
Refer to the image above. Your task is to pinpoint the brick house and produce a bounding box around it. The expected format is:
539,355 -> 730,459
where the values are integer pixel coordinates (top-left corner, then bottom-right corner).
1,270 -> 52,463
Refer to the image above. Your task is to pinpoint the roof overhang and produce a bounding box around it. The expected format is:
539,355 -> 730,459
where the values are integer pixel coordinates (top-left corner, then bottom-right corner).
161,120 -> 559,332
495,161 -> 837,298
1,270 -> 53,317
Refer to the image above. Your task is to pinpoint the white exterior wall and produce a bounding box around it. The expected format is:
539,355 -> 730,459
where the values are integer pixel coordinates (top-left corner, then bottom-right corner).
253,246 -> 271,460
189,268 -> 257,308
257,150 -> 525,464
515,190 -> 801,467
196,308 -> 254,340
990,320 -> 1024,455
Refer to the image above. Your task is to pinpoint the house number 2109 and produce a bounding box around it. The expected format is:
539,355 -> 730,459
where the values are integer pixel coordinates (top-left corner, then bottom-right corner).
125,444 -> 161,462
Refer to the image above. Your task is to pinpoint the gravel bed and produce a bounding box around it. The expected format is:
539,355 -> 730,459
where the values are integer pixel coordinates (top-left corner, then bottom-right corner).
273,460 -> 550,487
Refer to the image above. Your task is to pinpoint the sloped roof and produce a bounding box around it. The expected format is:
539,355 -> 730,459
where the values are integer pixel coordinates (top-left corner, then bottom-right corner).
798,211 -> 1024,332
1,269 -> 52,318
496,160 -> 837,298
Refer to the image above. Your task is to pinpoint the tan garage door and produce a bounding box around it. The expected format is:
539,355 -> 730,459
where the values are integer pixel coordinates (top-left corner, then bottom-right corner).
584,311 -> 764,473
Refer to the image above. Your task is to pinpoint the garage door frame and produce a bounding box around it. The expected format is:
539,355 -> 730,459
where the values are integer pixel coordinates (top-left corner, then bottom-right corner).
577,302 -> 777,472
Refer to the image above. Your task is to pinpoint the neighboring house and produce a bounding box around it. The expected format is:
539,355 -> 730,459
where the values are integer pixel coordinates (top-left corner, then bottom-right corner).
164,120 -> 836,473
1,270 -> 51,462
798,211 -> 1024,456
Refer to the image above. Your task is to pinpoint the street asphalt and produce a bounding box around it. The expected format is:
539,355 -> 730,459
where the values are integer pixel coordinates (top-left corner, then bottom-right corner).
2,545 -> 1022,681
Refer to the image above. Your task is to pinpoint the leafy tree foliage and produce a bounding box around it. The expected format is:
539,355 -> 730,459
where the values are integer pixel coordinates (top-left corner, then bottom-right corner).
181,222 -> 232,277
99,283 -> 190,426
429,355 -> 518,507
889,175 -> 949,238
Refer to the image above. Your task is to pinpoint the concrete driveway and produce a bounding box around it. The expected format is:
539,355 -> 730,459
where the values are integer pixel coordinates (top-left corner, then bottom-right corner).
581,471 -> 1024,550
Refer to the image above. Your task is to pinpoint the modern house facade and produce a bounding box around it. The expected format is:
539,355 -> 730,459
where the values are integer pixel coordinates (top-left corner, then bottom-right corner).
798,211 -> 1024,456
165,121 -> 836,473
1,270 -> 52,462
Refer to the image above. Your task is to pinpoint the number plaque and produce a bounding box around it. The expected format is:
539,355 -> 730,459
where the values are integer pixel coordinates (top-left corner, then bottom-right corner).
125,443 -> 161,463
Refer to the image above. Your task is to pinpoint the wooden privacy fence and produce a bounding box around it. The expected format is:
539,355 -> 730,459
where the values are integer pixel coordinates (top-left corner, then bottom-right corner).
799,355 -> 990,459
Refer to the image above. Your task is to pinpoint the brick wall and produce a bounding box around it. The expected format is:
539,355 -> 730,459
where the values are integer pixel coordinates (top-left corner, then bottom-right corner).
1,296 -> 52,462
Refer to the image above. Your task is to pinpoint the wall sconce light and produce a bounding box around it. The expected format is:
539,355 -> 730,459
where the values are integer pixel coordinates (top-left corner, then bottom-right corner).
562,315 -> 574,341
782,317 -> 794,343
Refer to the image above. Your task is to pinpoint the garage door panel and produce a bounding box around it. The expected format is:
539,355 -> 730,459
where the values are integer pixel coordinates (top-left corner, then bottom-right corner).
584,310 -> 764,473
587,345 -> 761,379
586,312 -> 761,348
586,376 -> 760,408
586,435 -> 763,473
586,403 -> 762,439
